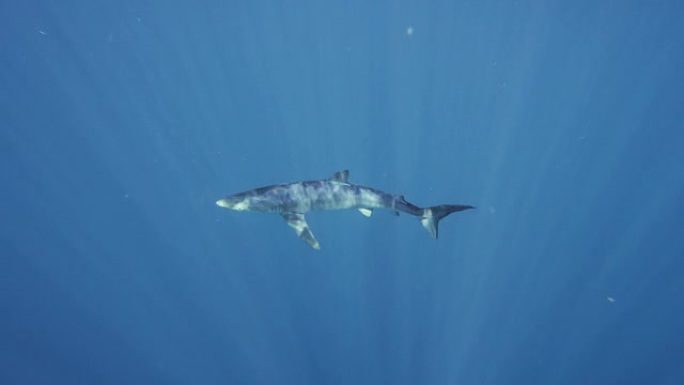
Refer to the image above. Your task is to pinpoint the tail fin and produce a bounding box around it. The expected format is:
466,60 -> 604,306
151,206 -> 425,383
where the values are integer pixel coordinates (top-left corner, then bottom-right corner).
420,205 -> 474,239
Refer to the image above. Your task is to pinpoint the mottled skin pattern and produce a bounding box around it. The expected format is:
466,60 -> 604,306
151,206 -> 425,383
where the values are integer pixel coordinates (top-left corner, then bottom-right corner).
217,170 -> 473,249
227,180 -> 411,214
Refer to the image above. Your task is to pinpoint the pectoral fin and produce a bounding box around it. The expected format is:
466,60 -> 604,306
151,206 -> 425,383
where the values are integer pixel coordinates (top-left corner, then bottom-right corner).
281,213 -> 320,250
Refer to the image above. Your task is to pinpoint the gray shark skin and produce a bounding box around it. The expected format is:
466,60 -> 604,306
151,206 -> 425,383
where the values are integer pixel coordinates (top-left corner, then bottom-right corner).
216,170 -> 474,250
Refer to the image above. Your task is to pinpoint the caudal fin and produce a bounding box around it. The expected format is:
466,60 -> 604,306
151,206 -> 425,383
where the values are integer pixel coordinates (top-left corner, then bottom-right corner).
420,205 -> 474,239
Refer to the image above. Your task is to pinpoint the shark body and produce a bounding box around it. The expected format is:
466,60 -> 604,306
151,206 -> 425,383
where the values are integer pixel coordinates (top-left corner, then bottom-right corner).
216,170 -> 474,249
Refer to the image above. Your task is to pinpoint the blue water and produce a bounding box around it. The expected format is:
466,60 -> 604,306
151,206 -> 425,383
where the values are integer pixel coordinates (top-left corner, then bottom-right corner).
2,0 -> 684,384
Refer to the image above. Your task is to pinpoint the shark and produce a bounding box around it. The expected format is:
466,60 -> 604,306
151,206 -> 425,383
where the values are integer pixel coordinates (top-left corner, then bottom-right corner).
216,170 -> 474,250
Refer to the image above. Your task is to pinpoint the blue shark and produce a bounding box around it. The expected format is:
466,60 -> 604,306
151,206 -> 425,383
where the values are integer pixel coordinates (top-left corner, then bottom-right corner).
216,170 -> 474,249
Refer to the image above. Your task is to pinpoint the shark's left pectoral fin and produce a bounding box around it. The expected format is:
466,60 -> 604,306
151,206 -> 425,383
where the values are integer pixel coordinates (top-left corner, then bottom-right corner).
282,213 -> 320,250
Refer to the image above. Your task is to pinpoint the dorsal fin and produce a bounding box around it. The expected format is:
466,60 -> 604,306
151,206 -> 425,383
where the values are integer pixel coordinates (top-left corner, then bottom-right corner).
329,170 -> 349,182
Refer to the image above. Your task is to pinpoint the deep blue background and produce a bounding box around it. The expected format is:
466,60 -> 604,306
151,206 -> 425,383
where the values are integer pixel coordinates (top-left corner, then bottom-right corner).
2,0 -> 684,384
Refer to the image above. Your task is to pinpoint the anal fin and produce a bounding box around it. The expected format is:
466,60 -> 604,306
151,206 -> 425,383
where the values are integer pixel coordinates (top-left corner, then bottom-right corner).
281,213 -> 320,250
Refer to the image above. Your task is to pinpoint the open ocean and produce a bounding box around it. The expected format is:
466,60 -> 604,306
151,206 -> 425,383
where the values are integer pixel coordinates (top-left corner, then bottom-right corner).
2,0 -> 683,384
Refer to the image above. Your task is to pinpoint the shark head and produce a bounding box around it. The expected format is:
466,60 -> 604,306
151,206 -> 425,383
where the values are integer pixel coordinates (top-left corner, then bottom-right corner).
216,185 -> 283,213
216,195 -> 251,211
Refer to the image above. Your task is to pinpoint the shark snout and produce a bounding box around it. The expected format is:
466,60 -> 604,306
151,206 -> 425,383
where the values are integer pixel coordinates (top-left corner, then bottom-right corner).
216,198 -> 250,211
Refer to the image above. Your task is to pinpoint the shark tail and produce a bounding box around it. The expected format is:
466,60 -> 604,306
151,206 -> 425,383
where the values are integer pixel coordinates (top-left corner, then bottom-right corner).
420,205 -> 475,239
